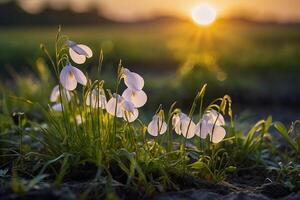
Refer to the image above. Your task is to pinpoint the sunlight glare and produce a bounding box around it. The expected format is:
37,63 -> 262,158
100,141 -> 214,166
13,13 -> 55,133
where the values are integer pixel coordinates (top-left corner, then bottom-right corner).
191,4 -> 217,26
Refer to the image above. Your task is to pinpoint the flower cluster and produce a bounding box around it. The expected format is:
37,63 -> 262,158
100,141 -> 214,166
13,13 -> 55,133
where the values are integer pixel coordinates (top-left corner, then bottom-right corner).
51,40 -> 147,123
147,109 -> 226,143
106,68 -> 147,122
50,40 -> 226,144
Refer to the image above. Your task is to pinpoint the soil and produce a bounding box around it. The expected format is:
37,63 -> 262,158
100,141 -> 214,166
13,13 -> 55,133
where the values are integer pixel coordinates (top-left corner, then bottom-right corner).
0,166 -> 297,200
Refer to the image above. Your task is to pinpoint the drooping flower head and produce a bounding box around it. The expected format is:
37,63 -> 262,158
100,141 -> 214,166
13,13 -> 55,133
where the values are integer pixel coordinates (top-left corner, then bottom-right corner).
106,94 -> 138,122
67,40 -> 93,64
203,109 -> 225,126
50,85 -> 71,111
122,88 -> 147,108
86,88 -> 107,109
122,68 -> 144,91
147,110 -> 167,137
50,85 -> 71,103
195,109 -> 226,143
60,64 -> 87,91
172,112 -> 196,139
51,103 -> 64,112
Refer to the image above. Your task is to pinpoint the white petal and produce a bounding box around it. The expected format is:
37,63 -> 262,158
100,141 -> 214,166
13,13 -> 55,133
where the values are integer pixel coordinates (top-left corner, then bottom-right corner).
123,108 -> 139,122
172,113 -> 190,136
172,114 -> 182,135
50,85 -> 71,102
50,85 -> 60,102
159,121 -> 168,135
86,89 -> 97,107
60,65 -> 77,91
147,115 -> 167,136
195,121 -> 210,139
69,48 -> 86,64
181,118 -> 196,139
204,110 -> 225,126
210,125 -> 226,143
77,44 -> 93,58
106,97 -> 122,117
67,41 -> 92,64
99,95 -> 107,109
121,100 -> 135,113
172,114 -> 180,127
52,103 -> 63,111
112,93 -> 124,103
147,119 -> 159,137
122,88 -> 147,108
123,68 -> 144,91
71,66 -> 87,86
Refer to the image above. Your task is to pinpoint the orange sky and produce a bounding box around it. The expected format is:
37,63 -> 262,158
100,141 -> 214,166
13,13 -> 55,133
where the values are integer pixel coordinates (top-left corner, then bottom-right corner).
17,0 -> 300,22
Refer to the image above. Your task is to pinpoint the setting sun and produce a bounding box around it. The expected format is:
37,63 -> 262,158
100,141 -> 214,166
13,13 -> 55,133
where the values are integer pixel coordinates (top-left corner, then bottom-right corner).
191,4 -> 217,26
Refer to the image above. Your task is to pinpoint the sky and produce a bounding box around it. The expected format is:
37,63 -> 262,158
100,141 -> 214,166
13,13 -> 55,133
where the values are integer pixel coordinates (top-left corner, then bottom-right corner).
16,0 -> 300,22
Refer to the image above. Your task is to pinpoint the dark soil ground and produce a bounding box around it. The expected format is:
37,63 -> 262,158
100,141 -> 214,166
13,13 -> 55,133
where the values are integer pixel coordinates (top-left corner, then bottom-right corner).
0,165 -> 298,200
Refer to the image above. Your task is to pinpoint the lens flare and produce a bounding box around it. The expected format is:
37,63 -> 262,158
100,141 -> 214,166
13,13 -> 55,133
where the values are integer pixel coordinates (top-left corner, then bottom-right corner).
191,4 -> 217,26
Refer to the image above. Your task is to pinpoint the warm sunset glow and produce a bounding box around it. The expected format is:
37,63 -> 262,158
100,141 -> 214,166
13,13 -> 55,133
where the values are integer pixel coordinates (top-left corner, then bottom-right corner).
191,4 -> 217,26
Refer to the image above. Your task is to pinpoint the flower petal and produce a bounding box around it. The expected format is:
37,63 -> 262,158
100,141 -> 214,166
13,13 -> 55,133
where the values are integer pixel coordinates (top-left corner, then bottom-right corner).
123,68 -> 144,91
77,44 -> 93,58
99,95 -> 107,109
122,88 -> 147,108
71,66 -> 87,86
52,103 -> 63,111
147,119 -> 159,137
159,121 -> 168,135
123,108 -> 139,122
204,110 -> 225,126
121,100 -> 135,113
50,85 -> 60,102
106,97 -> 123,117
181,119 -> 196,139
195,121 -> 210,139
210,125 -> 226,143
147,115 -> 167,136
60,65 -> 77,91
69,48 -> 86,64
172,114 -> 181,135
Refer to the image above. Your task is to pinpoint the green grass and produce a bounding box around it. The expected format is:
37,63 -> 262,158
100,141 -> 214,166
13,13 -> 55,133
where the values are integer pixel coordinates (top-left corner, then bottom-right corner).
1,26 -> 300,199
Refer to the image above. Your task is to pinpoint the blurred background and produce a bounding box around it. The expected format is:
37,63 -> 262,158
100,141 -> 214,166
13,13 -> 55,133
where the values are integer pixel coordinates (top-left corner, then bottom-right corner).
0,0 -> 300,123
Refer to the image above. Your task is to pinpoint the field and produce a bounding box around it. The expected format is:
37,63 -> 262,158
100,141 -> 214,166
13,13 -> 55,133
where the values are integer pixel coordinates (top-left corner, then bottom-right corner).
1,21 -> 300,121
1,20 -> 300,200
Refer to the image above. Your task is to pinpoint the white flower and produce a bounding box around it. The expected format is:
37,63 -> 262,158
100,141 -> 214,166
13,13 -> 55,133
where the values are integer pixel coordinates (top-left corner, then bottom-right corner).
106,94 -> 139,122
122,68 -> 144,91
195,110 -> 226,143
122,88 -> 147,108
50,85 -> 71,112
51,103 -> 63,111
86,89 -> 107,109
60,64 -> 87,91
50,85 -> 71,102
203,109 -> 225,126
67,40 -> 93,64
172,112 -> 196,139
147,114 -> 167,137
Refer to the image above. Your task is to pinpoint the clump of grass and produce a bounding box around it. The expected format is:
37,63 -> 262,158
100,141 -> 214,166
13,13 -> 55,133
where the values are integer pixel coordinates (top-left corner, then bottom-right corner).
35,27 -> 236,191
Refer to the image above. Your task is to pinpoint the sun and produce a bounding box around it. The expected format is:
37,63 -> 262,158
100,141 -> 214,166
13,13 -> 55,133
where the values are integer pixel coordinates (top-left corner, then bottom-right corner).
191,4 -> 217,26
